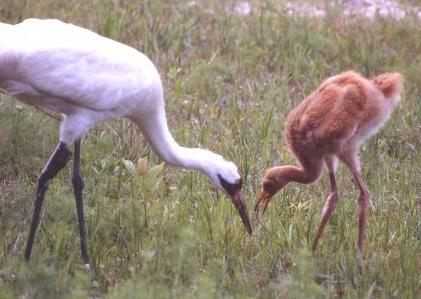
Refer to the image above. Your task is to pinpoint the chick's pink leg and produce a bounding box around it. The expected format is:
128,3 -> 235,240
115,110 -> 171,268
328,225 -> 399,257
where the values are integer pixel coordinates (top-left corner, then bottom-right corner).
341,151 -> 371,255
313,156 -> 339,251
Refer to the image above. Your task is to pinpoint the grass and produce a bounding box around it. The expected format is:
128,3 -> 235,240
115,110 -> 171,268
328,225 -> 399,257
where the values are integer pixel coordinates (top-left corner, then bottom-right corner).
0,0 -> 420,298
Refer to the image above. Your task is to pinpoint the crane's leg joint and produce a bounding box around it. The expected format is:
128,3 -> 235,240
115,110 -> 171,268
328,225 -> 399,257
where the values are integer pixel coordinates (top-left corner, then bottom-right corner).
25,142 -> 71,261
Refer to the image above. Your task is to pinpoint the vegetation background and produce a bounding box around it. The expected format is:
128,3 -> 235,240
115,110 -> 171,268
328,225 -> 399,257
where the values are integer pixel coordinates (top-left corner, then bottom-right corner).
0,0 -> 420,298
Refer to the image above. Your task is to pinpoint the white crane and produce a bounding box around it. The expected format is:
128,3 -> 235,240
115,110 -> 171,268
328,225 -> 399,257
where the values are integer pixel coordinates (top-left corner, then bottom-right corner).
0,18 -> 252,265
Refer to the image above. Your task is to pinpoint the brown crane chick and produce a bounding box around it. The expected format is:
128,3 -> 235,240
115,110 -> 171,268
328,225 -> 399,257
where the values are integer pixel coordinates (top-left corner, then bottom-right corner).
255,71 -> 403,254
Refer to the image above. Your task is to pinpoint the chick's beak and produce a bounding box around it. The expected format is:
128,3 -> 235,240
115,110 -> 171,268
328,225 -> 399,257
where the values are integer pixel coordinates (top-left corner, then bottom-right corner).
230,190 -> 252,235
254,177 -> 282,217
254,190 -> 272,216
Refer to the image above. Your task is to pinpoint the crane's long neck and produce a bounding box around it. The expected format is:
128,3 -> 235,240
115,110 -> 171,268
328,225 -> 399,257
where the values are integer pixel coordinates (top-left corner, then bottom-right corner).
266,166 -> 308,187
133,109 -> 216,174
262,163 -> 323,198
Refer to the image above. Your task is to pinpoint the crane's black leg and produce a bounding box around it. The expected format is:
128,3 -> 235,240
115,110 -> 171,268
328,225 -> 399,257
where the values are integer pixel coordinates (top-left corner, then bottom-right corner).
25,142 -> 71,261
72,139 -> 90,265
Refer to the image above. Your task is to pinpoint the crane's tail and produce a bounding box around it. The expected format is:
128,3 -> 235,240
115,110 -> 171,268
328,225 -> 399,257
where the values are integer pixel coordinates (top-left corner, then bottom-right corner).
371,72 -> 404,98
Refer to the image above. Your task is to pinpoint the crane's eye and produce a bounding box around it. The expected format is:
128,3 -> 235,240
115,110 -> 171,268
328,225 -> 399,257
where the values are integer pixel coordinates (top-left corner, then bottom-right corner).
218,174 -> 242,195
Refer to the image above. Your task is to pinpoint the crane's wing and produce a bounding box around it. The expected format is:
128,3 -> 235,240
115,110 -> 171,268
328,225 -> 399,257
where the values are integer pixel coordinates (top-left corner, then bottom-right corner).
2,19 -> 159,113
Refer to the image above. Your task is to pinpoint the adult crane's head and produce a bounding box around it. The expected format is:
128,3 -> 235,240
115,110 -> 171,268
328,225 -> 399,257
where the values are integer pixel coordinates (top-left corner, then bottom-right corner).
204,156 -> 252,235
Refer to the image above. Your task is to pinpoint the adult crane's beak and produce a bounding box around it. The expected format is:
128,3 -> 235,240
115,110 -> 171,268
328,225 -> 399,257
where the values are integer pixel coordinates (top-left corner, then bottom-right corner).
218,175 -> 252,235
229,189 -> 252,235
218,174 -> 252,235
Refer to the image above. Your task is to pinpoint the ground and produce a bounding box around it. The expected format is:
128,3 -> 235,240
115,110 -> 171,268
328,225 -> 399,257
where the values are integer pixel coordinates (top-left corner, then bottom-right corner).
0,0 -> 420,298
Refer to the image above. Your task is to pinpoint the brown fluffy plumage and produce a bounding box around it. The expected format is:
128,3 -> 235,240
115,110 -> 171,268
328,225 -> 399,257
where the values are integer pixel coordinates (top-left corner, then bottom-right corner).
255,71 -> 403,254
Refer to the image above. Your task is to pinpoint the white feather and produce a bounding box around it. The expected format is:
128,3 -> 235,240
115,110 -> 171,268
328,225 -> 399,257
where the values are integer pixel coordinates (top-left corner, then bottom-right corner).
0,19 -> 241,188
